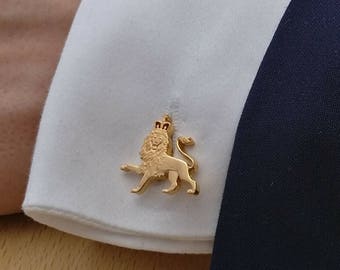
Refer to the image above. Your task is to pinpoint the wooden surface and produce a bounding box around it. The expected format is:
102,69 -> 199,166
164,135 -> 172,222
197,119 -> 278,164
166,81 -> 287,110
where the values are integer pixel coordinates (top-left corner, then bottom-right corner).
0,214 -> 211,270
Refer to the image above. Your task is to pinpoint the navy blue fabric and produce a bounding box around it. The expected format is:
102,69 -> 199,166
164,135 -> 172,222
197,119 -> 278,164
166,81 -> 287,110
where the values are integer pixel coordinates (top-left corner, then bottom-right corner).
211,1 -> 340,269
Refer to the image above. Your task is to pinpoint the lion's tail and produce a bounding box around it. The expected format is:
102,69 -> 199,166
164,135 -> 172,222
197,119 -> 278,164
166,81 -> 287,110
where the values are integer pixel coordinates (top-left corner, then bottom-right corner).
176,136 -> 197,171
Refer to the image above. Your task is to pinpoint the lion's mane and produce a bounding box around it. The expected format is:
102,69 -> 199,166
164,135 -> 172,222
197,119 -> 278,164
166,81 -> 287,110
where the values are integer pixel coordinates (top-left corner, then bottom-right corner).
139,129 -> 169,173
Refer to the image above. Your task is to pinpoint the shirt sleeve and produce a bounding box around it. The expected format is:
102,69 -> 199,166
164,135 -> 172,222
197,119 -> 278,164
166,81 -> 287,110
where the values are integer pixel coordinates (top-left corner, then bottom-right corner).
22,0 -> 290,254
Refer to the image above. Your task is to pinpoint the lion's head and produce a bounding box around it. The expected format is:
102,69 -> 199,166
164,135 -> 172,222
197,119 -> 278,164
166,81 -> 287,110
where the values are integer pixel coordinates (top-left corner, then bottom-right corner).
140,129 -> 169,162
140,115 -> 174,163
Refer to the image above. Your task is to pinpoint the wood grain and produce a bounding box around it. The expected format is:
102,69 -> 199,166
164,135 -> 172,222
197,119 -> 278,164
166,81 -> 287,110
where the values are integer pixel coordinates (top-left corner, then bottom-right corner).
0,214 -> 211,270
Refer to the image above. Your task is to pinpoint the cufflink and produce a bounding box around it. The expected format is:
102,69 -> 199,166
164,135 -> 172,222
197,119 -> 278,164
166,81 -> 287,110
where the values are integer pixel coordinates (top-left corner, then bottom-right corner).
120,114 -> 199,195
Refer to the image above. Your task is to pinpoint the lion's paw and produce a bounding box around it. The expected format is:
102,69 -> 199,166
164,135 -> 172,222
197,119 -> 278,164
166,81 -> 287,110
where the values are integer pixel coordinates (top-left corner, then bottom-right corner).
162,188 -> 175,194
187,188 -> 199,195
120,164 -> 129,171
131,187 -> 142,193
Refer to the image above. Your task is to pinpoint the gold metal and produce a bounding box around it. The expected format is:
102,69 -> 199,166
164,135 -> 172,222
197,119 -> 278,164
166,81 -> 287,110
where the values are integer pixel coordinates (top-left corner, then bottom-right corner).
120,114 -> 199,195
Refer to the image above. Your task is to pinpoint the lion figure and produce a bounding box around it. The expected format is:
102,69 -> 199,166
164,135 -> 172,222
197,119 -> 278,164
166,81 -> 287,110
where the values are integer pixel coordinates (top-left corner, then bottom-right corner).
120,114 -> 199,195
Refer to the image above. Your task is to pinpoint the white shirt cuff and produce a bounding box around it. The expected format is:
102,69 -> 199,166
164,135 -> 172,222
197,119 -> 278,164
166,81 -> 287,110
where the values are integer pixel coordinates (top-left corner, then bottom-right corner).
23,0 -> 290,254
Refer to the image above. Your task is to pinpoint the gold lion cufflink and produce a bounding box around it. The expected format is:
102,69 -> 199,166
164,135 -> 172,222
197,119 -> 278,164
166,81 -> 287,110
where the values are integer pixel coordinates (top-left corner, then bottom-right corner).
120,114 -> 199,195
